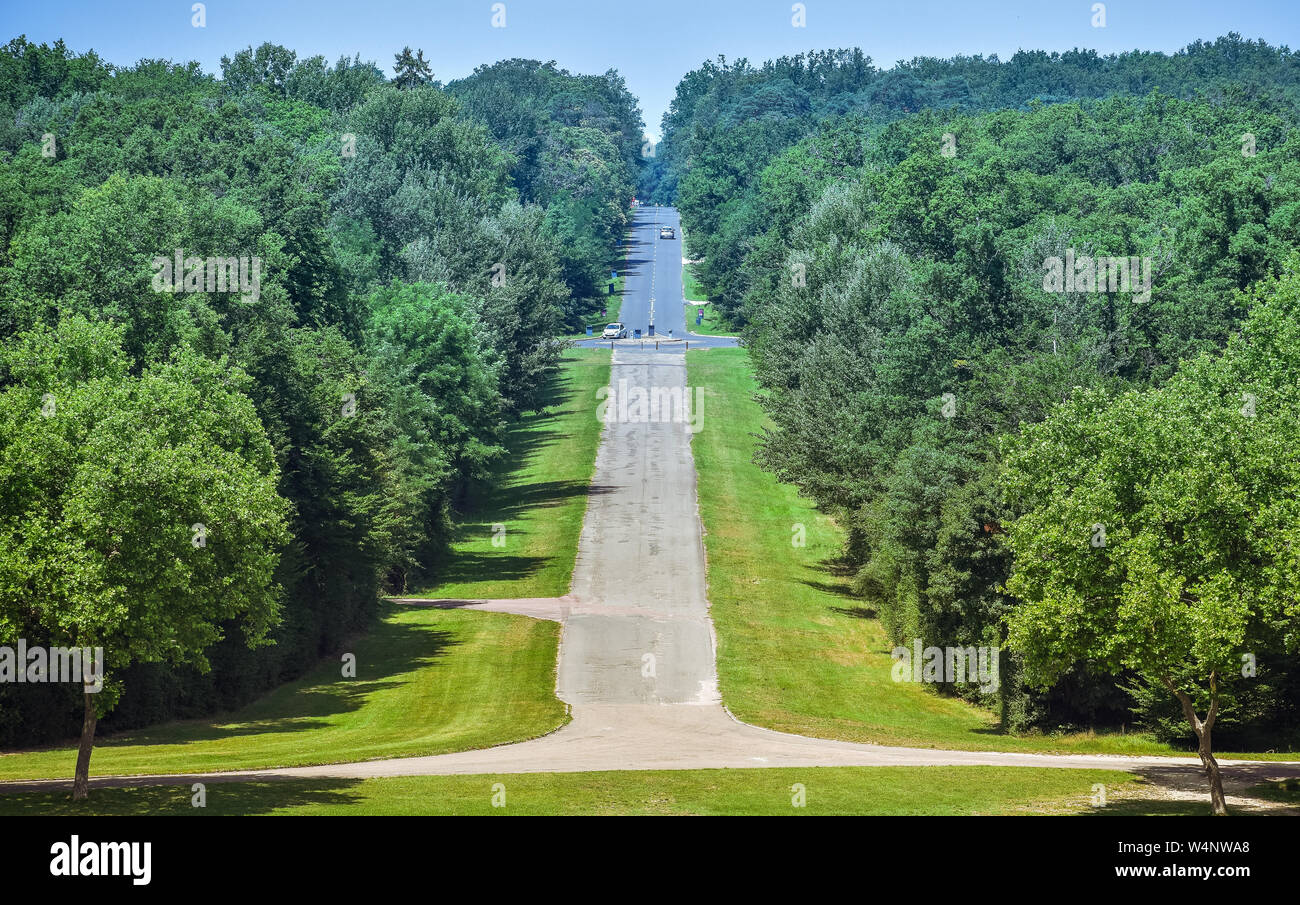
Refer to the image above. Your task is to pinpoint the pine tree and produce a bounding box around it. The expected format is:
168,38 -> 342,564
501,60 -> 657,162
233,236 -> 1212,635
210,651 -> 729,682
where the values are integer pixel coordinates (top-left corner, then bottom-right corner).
392,46 -> 432,89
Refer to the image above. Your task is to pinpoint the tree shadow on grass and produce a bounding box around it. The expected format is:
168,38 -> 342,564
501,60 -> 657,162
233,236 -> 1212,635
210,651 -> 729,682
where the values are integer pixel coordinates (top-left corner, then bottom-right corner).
1086,793 -> 1298,816
419,364 -> 609,593
802,555 -> 869,617
1047,765 -> 1300,816
426,478 -> 615,591
1077,797 -> 1211,816
473,478 -> 610,523
829,605 -> 878,619
802,578 -> 855,598
59,619 -> 459,751
451,373 -> 590,515
0,778 -> 366,816
421,552 -> 553,589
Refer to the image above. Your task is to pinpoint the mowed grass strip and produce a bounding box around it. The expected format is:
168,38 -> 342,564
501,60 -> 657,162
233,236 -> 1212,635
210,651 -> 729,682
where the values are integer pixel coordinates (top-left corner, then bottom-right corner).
413,347 -> 611,599
681,262 -> 733,336
0,605 -> 568,783
0,766 -> 1140,816
0,354 -> 608,781
688,349 -> 1183,756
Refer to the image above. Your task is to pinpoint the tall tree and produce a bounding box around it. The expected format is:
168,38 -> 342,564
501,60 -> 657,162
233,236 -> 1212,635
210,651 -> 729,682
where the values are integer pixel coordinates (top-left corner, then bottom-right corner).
392,46 -> 432,90
1003,266 -> 1300,813
0,318 -> 290,797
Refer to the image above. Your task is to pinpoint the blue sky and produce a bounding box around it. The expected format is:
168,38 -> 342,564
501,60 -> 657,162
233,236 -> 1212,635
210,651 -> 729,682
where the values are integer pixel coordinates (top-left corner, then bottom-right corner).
4,0 -> 1299,137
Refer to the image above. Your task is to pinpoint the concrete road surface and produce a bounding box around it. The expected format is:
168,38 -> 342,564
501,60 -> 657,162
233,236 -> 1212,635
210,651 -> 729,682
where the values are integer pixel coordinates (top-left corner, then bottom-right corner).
9,341 -> 1300,798
7,208 -> 1299,801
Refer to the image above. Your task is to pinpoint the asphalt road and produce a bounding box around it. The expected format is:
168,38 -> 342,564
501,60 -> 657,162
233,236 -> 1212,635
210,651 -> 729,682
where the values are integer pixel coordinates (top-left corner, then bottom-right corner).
574,205 -> 738,350
7,210 -> 1299,801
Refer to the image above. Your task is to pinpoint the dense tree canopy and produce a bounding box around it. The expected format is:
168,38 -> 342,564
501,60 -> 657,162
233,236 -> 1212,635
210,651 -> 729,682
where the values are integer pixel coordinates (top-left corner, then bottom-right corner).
652,35 -> 1300,757
0,36 -> 638,759
1005,264 -> 1300,811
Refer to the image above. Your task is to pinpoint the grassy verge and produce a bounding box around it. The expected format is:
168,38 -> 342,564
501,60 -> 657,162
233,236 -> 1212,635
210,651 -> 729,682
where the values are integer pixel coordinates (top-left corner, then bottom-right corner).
568,238 -> 630,337
0,350 -> 606,781
682,259 -> 706,302
686,348 -> 1292,758
0,605 -> 568,781
1250,778 -> 1300,806
0,766 -> 1140,815
685,301 -> 733,336
605,274 -> 623,326
412,348 -> 610,599
682,262 -> 734,336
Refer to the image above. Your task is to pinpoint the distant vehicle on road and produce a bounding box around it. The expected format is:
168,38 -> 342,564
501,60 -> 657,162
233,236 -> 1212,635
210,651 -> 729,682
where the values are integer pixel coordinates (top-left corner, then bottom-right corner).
602,322 -> 628,339
660,226 -> 675,239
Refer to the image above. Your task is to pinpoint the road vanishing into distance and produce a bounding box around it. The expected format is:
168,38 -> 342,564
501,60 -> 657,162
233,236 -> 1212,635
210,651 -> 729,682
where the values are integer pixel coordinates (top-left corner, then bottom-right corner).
9,207 -> 1300,799
575,206 -> 738,350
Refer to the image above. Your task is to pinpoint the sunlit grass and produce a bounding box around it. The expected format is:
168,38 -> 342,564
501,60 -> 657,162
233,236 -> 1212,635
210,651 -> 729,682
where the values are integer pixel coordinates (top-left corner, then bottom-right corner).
0,605 -> 567,781
0,766 -> 1140,815
686,349 -> 1288,757
412,348 -> 610,599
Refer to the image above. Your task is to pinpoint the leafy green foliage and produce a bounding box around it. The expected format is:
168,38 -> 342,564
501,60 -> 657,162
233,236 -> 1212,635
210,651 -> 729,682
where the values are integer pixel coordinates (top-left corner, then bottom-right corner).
659,36 -> 1300,746
0,317 -> 290,702
0,36 -> 633,748
1004,265 -> 1300,805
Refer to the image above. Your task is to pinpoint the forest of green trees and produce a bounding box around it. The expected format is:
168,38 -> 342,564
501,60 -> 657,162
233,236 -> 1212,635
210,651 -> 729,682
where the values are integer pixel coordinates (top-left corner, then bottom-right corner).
650,34 -> 1300,801
0,36 -> 642,753
5,27 -> 1300,813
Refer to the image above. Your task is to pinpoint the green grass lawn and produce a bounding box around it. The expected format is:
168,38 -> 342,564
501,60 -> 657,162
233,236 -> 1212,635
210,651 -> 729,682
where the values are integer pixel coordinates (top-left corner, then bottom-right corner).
0,766 -> 1141,815
1250,778 -> 1300,806
685,301 -> 733,336
568,239 -> 630,337
604,275 -> 623,327
0,605 -> 568,782
0,349 -> 606,784
687,348 -> 1294,760
682,262 -> 734,336
682,259 -> 706,302
411,348 -> 610,599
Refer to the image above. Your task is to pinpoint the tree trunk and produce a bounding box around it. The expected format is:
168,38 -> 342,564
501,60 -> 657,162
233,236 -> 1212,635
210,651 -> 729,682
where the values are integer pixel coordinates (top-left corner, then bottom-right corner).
1163,673 -> 1226,816
1199,732 -> 1228,817
72,689 -> 97,801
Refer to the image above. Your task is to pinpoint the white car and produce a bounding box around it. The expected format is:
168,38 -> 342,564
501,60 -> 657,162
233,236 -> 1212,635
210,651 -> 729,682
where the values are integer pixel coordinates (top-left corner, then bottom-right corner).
602,322 -> 628,339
